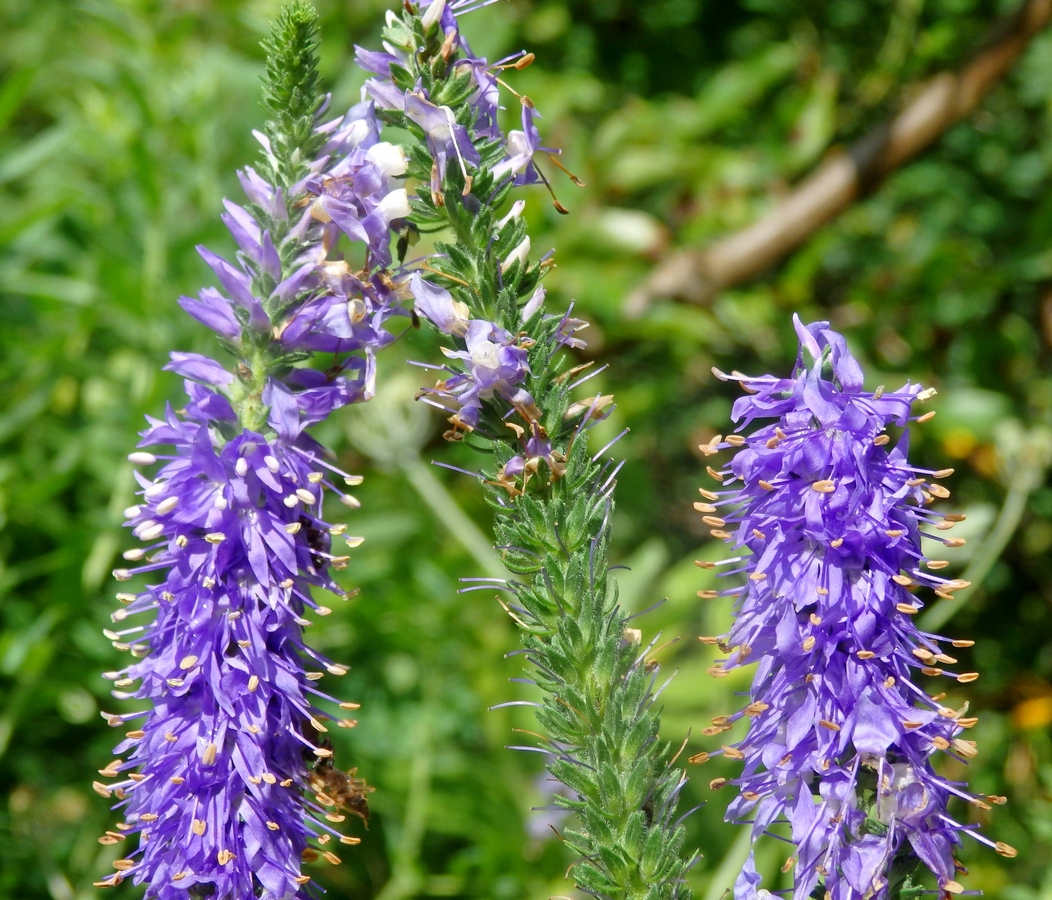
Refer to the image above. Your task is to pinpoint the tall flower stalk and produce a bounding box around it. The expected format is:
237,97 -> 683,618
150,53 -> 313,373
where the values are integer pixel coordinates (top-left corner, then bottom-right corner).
93,5 -> 409,895
351,3 -> 697,898
697,317 -> 1015,900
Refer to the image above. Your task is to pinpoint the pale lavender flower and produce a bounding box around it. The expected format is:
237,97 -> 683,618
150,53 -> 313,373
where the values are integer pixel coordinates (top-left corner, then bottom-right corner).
697,316 -> 1014,900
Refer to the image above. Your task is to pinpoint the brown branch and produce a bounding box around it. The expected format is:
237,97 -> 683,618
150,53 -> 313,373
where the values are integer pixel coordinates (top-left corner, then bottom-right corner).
625,0 -> 1052,317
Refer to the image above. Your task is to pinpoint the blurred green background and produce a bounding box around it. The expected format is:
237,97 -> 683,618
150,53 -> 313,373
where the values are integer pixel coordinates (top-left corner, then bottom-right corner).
3,0 -> 1052,897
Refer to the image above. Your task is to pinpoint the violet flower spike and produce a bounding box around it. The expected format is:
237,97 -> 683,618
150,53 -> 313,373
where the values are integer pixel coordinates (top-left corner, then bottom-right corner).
92,7 -> 411,894
699,315 -> 1014,900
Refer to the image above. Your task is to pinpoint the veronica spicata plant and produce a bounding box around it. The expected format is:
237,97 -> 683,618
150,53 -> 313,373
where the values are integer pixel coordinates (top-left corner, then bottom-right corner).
695,316 -> 1015,900
92,6 -> 410,895
344,3 -> 698,898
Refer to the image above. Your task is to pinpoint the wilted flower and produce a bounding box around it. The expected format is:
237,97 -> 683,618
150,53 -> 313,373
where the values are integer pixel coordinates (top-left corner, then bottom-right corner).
697,316 -> 1013,900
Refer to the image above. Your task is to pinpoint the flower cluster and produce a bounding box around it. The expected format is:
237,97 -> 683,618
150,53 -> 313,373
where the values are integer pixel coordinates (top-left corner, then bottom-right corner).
99,422 -> 364,897
93,8 -> 407,895
696,317 -> 1013,899
180,99 -> 410,424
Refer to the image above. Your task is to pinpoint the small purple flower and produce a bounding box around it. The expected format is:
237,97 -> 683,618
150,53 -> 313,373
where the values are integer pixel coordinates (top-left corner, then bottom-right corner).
698,316 -> 1013,900
417,317 -> 533,429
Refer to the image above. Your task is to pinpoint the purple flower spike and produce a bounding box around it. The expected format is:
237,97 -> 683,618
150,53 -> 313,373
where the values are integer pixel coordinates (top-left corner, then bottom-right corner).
98,411 -> 368,897
699,317 -> 1014,899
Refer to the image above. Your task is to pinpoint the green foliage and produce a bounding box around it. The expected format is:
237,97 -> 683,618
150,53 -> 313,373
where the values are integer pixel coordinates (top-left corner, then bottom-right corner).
2,0 -> 1052,899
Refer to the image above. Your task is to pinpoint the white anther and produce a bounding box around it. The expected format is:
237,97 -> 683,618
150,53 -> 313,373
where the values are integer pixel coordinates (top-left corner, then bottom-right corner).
264,456 -> 279,473
128,452 -> 156,466
155,496 -> 178,515
235,458 -> 249,477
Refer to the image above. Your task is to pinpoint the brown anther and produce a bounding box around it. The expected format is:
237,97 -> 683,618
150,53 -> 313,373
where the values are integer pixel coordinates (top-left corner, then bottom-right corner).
322,851 -> 342,865
934,653 -> 957,664
697,590 -> 719,599
744,701 -> 769,716
935,521 -> 956,530
810,614 -> 823,626
192,819 -> 206,836
874,434 -> 891,446
98,835 -> 120,845
892,574 -> 914,586
170,776 -> 185,785
711,529 -> 734,539
952,739 -> 978,758
912,648 -> 936,662
217,850 -> 235,865
722,745 -> 745,760
944,538 -> 966,547
830,538 -> 843,548
971,799 -> 992,811
280,778 -> 293,787
695,560 -> 715,569
916,411 -> 937,423
749,572 -> 767,581
324,813 -> 346,823
702,516 -> 726,527
708,666 -> 729,678
741,791 -> 760,801
928,484 -> 951,499
125,729 -> 146,739
944,513 -> 967,522
340,836 -> 362,845
294,875 -> 311,885
706,466 -> 725,482
886,530 -> 905,538
688,752 -> 709,765
140,813 -> 159,822
818,720 -> 841,732
816,587 -> 829,596
921,667 -> 944,677
943,880 -> 963,894
957,717 -> 979,728
906,478 -> 926,487
765,437 -> 781,450
758,480 -> 775,491
802,636 -> 816,652
726,435 -> 746,446
903,721 -> 923,729
698,488 -> 719,501
709,778 -> 727,790
302,849 -> 320,862
112,859 -> 136,871
752,529 -> 766,539
934,468 -> 955,478
812,480 -> 835,493
339,702 -> 362,710
951,639 -> 975,648
932,737 -> 950,750
995,841 -> 1018,858
896,603 -> 920,615
261,773 -> 277,784
884,676 -> 896,687
694,502 -> 717,513
248,675 -> 259,692
782,857 -> 796,874
266,821 -> 280,831
698,636 -> 720,644
338,719 -> 358,728
988,795 -> 1008,805
202,743 -> 217,766
128,773 -> 145,782
93,782 -> 113,798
